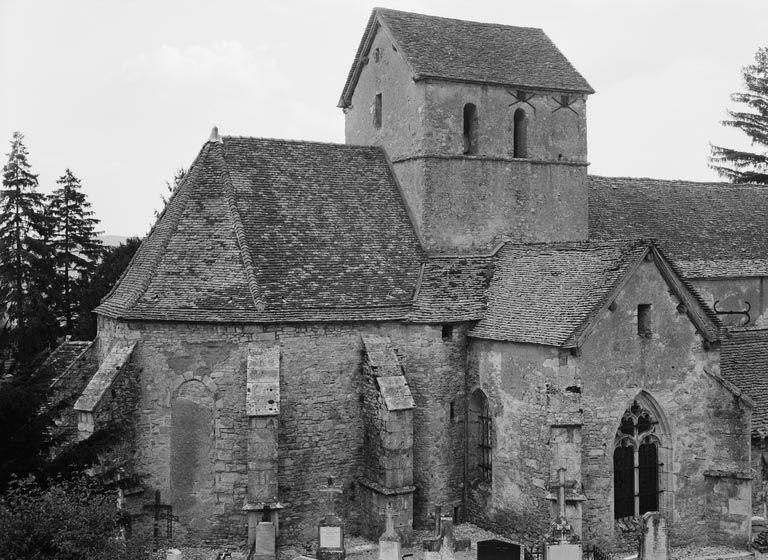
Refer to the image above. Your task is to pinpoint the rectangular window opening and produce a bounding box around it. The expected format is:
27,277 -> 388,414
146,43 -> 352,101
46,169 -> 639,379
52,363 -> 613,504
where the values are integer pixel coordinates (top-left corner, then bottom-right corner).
638,304 -> 652,337
373,93 -> 382,129
449,400 -> 455,423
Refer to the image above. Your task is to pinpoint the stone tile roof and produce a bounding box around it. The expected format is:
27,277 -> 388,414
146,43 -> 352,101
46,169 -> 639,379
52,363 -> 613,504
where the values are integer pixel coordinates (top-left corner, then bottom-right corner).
97,137 -> 424,322
40,340 -> 93,387
589,176 -> 768,278
339,8 -> 593,107
721,328 -> 768,434
411,255 -> 495,323
470,240 -> 721,347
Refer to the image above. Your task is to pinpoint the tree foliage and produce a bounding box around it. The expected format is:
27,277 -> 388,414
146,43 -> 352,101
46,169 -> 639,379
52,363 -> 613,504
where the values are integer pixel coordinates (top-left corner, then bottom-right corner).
48,168 -> 103,333
0,476 -> 152,560
710,46 -> 768,184
154,167 -> 186,221
0,132 -> 57,363
73,237 -> 141,340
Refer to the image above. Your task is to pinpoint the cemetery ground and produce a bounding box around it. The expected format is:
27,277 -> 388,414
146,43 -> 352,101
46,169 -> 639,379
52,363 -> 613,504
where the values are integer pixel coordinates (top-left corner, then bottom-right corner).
152,522 -> 761,560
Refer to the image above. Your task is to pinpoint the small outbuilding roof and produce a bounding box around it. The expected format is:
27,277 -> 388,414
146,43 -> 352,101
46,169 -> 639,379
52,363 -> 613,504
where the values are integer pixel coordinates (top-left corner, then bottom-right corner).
589,176 -> 768,278
470,239 -> 721,347
97,136 -> 424,323
340,8 -> 594,108
721,328 -> 768,435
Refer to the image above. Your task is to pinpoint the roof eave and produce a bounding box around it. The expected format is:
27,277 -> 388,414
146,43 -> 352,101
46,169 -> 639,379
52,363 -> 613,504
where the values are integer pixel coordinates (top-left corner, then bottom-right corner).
413,73 -> 595,95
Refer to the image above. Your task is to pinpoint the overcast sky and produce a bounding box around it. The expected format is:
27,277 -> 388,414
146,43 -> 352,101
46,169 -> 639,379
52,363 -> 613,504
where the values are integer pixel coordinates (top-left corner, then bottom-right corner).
1,0 -> 766,237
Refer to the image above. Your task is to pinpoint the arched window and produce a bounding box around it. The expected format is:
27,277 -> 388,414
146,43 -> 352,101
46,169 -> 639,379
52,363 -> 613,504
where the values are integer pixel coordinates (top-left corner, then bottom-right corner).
613,400 -> 662,519
469,388 -> 492,482
513,108 -> 528,158
463,103 -> 478,155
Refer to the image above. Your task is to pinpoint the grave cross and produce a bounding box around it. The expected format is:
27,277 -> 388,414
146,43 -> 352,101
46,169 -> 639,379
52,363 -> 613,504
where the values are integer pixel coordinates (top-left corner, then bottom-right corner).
548,468 -> 574,544
383,503 -> 397,538
319,477 -> 343,518
142,490 -> 178,547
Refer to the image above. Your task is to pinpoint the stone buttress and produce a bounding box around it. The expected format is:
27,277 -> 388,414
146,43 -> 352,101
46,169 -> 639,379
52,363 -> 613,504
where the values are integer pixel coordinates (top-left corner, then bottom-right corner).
244,344 -> 282,544
359,334 -> 415,543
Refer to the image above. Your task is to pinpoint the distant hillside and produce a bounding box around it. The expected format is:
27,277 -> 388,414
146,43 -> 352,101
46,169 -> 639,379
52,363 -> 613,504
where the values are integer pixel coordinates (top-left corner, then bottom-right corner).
100,234 -> 131,247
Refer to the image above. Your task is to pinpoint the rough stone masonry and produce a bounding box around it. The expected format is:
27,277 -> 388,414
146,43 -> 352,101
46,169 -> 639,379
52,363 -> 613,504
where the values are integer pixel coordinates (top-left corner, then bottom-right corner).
48,6 -> 768,554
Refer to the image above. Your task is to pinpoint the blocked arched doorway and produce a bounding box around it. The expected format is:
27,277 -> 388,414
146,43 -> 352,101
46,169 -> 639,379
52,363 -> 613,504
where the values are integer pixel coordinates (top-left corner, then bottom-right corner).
171,379 -> 215,532
613,392 -> 672,520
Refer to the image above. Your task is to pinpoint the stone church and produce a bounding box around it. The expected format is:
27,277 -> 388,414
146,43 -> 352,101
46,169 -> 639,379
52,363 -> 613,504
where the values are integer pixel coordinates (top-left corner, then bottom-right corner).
47,7 -> 768,553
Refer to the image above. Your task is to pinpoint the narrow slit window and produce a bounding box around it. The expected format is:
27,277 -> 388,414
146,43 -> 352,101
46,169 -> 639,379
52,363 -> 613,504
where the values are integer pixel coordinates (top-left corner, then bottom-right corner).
442,324 -> 453,341
373,93 -> 382,129
478,393 -> 492,481
513,108 -> 528,158
463,103 -> 478,155
638,304 -> 652,336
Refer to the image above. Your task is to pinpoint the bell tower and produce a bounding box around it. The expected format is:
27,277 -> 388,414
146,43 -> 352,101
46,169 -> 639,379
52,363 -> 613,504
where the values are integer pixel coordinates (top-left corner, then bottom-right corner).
340,9 -> 594,252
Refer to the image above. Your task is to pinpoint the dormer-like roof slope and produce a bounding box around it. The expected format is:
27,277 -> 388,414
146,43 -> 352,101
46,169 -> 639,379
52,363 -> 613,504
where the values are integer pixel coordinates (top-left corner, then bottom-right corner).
721,328 -> 768,434
470,240 -> 721,347
97,137 -> 424,323
589,176 -> 768,278
340,8 -> 594,108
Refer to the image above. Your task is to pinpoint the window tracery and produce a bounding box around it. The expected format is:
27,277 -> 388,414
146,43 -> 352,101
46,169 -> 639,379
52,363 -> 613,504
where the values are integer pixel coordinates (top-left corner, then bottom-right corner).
614,400 -> 661,519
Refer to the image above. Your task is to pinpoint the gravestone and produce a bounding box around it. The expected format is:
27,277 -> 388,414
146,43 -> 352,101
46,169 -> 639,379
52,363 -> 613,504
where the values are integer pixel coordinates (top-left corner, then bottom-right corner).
423,514 -> 471,560
252,521 -> 276,560
379,504 -> 401,560
477,539 -> 521,560
638,511 -> 668,560
317,478 -> 345,560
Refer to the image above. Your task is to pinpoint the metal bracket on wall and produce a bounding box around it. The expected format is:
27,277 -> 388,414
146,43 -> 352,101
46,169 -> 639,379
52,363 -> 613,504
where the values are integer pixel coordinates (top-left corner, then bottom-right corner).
551,94 -> 579,115
507,90 -> 537,113
713,300 -> 751,326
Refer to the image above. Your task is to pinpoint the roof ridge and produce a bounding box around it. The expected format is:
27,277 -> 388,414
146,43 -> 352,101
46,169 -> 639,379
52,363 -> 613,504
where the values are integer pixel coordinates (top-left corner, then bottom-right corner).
222,135 -> 385,151
590,174 -> 768,189
374,7 -> 544,32
215,142 -> 265,312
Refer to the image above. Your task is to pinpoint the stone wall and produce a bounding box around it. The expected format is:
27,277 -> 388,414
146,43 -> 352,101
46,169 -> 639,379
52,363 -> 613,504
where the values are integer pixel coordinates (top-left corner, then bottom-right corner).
345,26 -> 425,160
420,81 -> 587,162
95,315 -> 466,546
466,339 -> 563,545
693,277 -> 768,328
344,26 -> 590,253
466,259 -> 752,550
417,157 -> 588,251
577,260 -> 751,549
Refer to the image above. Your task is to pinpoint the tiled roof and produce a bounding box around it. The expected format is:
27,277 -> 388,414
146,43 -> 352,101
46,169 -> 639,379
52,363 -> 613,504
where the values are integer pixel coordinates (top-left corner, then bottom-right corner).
97,137 -> 424,322
721,328 -> 768,434
470,240 -> 720,346
589,176 -> 768,278
40,340 -> 93,387
411,255 -> 495,323
340,8 -> 593,107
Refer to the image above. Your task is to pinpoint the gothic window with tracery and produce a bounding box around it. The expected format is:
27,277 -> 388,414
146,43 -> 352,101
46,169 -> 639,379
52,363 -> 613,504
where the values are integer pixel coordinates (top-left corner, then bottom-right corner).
613,400 -> 661,519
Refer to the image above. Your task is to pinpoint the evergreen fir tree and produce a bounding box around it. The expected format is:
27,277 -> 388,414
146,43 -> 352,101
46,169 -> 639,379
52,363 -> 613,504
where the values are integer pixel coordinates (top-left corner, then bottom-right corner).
73,236 -> 141,340
710,46 -> 768,184
0,132 -> 54,364
48,169 -> 103,333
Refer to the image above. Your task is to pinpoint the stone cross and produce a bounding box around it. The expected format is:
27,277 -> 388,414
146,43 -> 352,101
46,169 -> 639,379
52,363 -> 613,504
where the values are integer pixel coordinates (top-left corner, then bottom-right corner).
319,477 -> 343,519
638,511 -> 667,560
379,503 -> 401,560
318,477 -> 345,560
